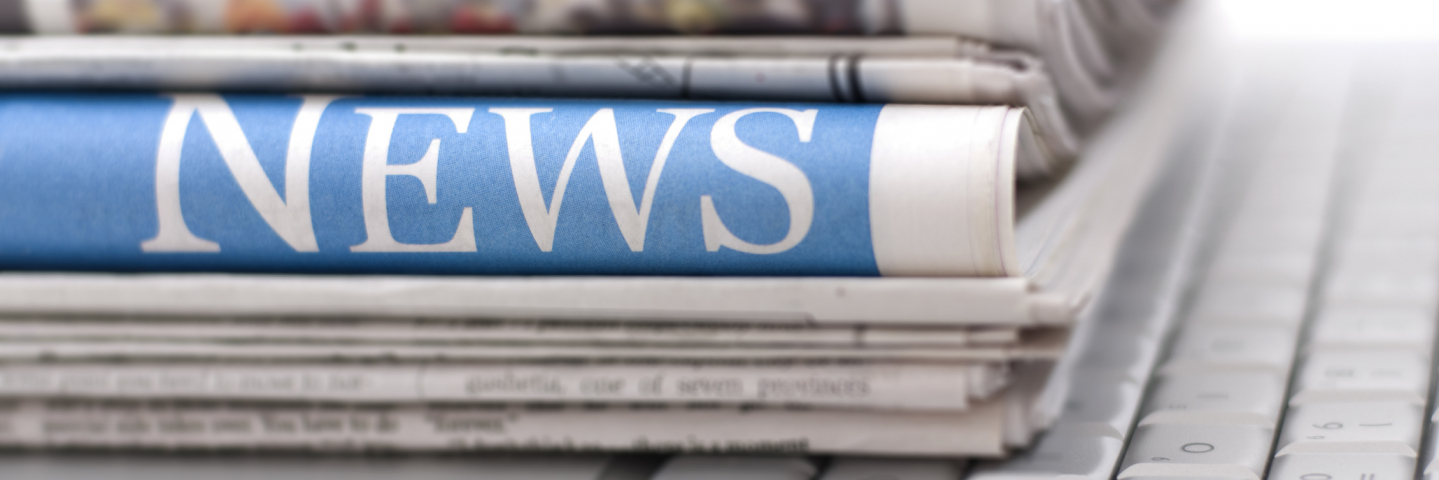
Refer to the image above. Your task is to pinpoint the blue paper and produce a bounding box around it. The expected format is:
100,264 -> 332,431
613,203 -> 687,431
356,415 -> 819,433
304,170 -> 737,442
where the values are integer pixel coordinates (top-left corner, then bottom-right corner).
0,93 -> 887,276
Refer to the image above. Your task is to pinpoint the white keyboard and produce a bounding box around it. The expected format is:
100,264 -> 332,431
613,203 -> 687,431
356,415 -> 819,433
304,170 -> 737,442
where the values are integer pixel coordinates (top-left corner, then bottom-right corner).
968,41 -> 1439,480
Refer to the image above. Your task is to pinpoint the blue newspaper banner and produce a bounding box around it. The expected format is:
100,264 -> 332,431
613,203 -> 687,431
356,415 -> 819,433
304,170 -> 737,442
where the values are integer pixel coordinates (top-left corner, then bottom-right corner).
0,93 -> 887,275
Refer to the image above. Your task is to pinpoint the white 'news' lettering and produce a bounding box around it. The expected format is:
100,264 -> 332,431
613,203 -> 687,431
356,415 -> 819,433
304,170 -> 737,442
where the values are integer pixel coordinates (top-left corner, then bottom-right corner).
142,94 -> 338,253
350,108 -> 477,253
490,108 -> 713,252
702,108 -> 817,254
144,99 -> 815,256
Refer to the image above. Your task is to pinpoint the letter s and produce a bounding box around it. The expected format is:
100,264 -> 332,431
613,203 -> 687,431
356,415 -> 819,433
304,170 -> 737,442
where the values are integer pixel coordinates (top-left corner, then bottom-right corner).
702,108 -> 817,254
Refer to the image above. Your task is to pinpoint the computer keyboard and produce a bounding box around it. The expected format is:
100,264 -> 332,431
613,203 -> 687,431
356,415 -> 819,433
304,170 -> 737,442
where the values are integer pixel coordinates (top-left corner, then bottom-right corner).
975,43 -> 1439,480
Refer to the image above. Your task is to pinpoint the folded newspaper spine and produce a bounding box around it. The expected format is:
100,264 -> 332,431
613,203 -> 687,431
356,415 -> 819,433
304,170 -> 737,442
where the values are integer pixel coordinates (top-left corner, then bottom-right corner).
0,398 -> 1019,456
0,95 -> 1051,277
0,38 -> 1079,158
0,363 -> 1007,411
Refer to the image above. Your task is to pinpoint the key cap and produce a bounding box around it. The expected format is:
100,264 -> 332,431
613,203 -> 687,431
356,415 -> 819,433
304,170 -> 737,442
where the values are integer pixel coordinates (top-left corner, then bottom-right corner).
1332,238 -> 1439,272
1165,324 -> 1296,369
819,458 -> 964,480
1059,369 -> 1144,433
1118,461 -> 1262,478
1268,453 -> 1416,480
1075,329 -> 1163,380
1277,401 -> 1423,453
1221,218 -> 1325,253
1291,350 -> 1430,403
1324,271 -> 1439,308
596,455 -> 670,480
1349,214 -> 1439,238
1119,424 -> 1274,477
1187,282 -> 1308,326
1140,371 -> 1285,422
968,425 -> 1125,480
1123,476 -> 1252,480
651,456 -> 816,480
1207,251 -> 1315,285
1309,306 -> 1435,351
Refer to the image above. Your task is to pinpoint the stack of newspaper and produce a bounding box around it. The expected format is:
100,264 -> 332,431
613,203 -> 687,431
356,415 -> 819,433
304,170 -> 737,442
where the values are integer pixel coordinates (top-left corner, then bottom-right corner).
0,0 -> 1174,457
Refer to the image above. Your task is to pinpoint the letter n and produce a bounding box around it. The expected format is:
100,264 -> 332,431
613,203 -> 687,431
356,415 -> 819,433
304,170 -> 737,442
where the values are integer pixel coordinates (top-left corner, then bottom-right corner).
141,94 -> 338,252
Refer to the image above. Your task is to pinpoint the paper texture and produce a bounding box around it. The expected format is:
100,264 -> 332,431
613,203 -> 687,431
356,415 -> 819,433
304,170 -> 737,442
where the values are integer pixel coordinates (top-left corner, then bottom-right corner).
0,362 -> 1007,411
0,329 -> 1068,362
0,397 -> 1018,456
0,274 -> 1044,325
0,317 -> 1020,347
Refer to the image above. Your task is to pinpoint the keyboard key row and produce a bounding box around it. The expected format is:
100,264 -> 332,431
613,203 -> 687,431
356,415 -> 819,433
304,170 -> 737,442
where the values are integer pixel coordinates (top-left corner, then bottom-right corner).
1115,55 -> 1355,479
1271,64 -> 1439,480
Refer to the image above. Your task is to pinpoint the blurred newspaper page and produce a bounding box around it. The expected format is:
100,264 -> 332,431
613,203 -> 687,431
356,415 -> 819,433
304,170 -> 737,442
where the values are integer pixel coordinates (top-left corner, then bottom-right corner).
6,0 -> 1134,124
0,36 -> 1079,159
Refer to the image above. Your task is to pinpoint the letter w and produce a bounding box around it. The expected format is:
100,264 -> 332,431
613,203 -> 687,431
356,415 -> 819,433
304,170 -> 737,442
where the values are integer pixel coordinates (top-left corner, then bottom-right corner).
142,94 -> 338,252
490,108 -> 712,252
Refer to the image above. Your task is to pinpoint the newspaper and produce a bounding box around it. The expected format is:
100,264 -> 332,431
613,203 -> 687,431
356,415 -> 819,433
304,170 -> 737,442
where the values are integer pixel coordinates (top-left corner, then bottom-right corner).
0,71 -> 1173,325
0,317 -> 1020,348
0,395 -> 1031,456
0,328 -> 1068,362
0,362 -> 1007,411
0,36 -> 1079,160
7,0 -> 1121,124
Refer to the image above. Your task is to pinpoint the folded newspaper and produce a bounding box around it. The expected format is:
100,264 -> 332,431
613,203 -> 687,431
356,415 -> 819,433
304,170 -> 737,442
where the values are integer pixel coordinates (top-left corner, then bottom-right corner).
0,0 -> 1176,457
0,93 -> 1149,325
0,80 -> 1177,454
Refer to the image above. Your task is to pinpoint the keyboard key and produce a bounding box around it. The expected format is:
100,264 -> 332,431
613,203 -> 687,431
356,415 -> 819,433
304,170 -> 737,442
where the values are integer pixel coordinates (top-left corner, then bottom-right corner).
1324,271 -> 1439,308
968,425 -> 1124,479
1269,453 -> 1416,480
1140,371 -> 1285,421
651,456 -> 816,480
819,458 -> 964,480
1277,401 -> 1423,454
1331,238 -> 1439,273
1059,369 -> 1143,433
1166,324 -> 1296,369
1076,324 -> 1165,376
1309,306 -> 1435,351
1119,424 -> 1274,476
1119,467 -> 1259,480
1187,282 -> 1308,326
596,455 -> 670,480
1292,350 -> 1430,402
1122,476 -> 1254,480
1222,217 -> 1325,251
1207,251 -> 1315,284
